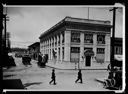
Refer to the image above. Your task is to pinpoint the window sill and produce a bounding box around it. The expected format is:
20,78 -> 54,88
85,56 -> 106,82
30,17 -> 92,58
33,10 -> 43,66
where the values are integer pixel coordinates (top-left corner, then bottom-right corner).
97,44 -> 106,46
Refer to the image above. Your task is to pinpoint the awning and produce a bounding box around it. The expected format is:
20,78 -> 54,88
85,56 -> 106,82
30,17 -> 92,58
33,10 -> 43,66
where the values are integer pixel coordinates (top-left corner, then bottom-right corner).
114,55 -> 122,61
84,49 -> 94,56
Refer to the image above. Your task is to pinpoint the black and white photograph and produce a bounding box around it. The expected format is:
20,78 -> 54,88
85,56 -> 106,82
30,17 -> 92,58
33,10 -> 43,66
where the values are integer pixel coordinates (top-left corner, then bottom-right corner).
2,3 -> 125,92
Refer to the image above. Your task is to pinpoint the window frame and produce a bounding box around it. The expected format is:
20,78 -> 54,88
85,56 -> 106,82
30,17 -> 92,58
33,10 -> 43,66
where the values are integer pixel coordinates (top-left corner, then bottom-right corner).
84,33 -> 93,43
97,35 -> 105,44
71,32 -> 80,43
97,48 -> 105,54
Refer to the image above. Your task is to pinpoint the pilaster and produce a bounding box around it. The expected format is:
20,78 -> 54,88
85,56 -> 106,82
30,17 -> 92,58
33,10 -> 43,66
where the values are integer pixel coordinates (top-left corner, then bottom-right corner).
64,30 -> 71,62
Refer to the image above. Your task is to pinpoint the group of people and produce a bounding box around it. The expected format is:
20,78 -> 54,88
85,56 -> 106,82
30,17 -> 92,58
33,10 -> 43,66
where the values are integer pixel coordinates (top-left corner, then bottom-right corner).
49,69 -> 83,85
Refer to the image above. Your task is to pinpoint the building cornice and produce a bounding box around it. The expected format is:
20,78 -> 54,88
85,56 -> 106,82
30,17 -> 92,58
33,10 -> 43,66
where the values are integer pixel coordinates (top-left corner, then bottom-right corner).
39,16 -> 112,39
66,28 -> 111,34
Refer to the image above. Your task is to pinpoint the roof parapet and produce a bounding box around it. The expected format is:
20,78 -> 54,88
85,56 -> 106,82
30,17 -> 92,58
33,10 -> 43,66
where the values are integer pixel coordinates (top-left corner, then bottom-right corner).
39,16 -> 111,39
64,16 -> 111,25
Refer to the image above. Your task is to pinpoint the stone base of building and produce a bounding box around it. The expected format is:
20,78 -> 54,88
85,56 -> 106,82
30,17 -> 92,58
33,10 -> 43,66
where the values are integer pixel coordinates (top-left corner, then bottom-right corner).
46,60 -> 110,70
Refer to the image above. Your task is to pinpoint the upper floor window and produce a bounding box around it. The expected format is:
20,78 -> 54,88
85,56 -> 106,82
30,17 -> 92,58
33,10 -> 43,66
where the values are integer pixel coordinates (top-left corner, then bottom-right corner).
97,35 -> 105,44
97,48 -> 105,54
84,34 -> 93,43
71,32 -> 80,43
62,33 -> 64,43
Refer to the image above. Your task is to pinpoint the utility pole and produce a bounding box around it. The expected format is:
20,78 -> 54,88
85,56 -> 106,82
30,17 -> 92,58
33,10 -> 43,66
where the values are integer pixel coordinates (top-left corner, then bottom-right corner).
3,7 -> 9,53
88,7 -> 89,20
109,7 -> 118,70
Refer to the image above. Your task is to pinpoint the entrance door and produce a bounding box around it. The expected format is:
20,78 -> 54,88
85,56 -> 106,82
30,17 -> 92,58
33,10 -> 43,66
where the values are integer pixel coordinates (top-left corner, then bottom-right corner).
85,56 -> 91,66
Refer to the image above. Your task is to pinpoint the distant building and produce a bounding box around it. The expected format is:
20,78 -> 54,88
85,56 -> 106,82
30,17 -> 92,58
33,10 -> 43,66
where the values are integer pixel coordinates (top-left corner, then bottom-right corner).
39,16 -> 113,68
28,42 -> 40,60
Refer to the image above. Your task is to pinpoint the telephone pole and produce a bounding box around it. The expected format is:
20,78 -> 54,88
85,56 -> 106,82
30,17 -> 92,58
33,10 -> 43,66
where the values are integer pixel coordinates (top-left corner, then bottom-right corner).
109,7 -> 118,70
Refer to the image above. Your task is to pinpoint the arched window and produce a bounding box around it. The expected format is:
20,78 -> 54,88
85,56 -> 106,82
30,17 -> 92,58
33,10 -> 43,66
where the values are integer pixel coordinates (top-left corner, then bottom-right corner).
71,32 -> 80,43
84,34 -> 93,43
97,35 -> 105,44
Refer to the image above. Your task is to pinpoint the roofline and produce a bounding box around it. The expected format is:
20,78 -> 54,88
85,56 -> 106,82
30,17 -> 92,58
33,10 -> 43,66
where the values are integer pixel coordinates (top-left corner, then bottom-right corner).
39,16 -> 112,39
28,42 -> 40,48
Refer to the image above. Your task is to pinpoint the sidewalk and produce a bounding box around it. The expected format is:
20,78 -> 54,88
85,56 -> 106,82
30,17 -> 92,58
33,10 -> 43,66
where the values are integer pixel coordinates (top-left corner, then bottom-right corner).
30,59 -> 109,70
46,61 -> 109,70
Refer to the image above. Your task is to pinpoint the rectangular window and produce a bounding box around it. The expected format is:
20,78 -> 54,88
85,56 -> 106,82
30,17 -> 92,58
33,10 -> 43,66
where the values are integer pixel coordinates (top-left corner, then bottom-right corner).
71,32 -> 80,43
62,33 -> 64,43
70,47 -> 80,62
84,34 -> 93,43
97,35 -> 105,44
97,48 -> 105,54
71,47 -> 80,53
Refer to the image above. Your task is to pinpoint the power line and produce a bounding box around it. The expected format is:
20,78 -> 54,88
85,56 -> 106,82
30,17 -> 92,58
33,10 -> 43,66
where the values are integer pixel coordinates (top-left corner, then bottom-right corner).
11,40 -> 39,43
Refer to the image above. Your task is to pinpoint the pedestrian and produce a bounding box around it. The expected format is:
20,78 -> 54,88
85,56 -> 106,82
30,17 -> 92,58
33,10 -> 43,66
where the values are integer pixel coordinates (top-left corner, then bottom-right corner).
37,52 -> 42,66
49,69 -> 56,85
75,69 -> 83,83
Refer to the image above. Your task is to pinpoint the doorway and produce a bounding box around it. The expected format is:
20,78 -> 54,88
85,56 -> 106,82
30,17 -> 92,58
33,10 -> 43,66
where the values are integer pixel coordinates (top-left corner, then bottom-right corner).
85,56 -> 91,66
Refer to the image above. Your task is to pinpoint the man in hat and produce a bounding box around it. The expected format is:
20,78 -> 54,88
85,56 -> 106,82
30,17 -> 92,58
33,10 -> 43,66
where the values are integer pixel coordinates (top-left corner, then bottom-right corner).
75,69 -> 83,83
49,69 -> 56,85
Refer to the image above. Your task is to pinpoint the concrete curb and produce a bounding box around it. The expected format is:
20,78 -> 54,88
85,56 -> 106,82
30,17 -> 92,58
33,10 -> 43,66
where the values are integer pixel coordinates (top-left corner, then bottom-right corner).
46,65 -> 108,70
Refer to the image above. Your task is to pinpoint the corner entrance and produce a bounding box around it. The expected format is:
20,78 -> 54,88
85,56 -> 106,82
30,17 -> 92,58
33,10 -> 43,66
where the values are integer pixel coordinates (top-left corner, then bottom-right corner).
85,56 -> 91,66
84,49 -> 94,67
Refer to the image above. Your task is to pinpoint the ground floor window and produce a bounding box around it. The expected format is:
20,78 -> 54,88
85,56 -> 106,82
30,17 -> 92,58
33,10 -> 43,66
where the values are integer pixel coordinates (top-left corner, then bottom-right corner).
70,47 -> 80,62
96,48 -> 105,63
62,47 -> 64,60
58,48 -> 60,60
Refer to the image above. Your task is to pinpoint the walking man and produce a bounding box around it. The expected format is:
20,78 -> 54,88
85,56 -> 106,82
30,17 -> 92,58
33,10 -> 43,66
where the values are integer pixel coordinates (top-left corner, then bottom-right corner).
75,69 -> 83,83
49,69 -> 56,85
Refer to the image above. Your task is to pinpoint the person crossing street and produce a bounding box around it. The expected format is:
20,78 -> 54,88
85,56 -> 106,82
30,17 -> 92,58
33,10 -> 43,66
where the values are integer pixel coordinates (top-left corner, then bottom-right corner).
75,69 -> 83,83
49,69 -> 56,85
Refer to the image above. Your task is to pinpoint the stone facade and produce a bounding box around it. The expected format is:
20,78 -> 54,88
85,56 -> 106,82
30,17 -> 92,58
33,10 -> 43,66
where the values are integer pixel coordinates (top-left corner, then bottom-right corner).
39,16 -> 112,68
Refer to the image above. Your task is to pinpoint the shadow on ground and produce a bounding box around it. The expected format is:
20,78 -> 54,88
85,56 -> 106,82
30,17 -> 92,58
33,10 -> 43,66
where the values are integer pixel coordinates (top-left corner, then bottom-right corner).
24,82 -> 42,87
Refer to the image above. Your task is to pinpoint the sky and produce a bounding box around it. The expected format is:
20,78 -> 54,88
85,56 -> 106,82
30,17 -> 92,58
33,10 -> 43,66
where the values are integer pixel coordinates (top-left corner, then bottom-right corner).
4,5 -> 124,48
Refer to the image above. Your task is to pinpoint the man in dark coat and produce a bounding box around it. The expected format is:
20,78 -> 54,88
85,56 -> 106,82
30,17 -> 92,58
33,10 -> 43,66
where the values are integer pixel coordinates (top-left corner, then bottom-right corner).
75,69 -> 83,83
37,53 -> 42,66
49,69 -> 56,85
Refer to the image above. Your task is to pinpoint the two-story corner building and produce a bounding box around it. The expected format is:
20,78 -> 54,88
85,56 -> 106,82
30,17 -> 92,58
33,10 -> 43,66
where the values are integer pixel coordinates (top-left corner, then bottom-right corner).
39,16 -> 112,68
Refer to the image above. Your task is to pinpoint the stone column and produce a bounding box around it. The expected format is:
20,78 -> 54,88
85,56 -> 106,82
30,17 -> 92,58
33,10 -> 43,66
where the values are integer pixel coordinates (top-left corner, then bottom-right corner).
93,33 -> 97,63
80,32 -> 84,62
105,34 -> 111,63
60,33 -> 63,62
54,36 -> 56,50
51,37 -> 53,60
64,30 -> 71,62
49,39 -> 51,60
57,35 -> 59,61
